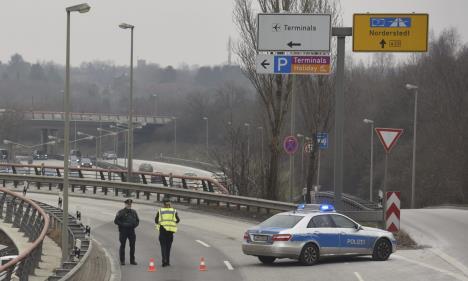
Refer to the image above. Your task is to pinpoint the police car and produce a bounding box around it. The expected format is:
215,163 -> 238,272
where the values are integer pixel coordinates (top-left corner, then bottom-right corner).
242,204 -> 396,265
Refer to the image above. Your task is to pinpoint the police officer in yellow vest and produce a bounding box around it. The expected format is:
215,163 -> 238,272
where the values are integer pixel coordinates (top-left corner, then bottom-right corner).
155,197 -> 180,267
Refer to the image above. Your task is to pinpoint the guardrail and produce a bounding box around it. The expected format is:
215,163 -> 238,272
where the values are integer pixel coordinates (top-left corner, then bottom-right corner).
0,188 -> 50,280
32,201 -> 92,281
0,162 -> 229,195
0,174 -> 383,224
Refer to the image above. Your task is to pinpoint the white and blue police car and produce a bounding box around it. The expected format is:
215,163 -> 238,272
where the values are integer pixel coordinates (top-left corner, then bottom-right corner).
242,204 -> 396,265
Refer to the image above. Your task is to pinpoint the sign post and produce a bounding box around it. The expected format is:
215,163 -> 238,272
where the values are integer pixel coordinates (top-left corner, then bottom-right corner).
353,14 -> 429,52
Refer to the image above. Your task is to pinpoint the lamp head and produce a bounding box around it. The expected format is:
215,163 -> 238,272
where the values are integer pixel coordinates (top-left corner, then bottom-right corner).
66,3 -> 91,13
119,23 -> 134,29
405,83 -> 418,90
363,118 -> 374,124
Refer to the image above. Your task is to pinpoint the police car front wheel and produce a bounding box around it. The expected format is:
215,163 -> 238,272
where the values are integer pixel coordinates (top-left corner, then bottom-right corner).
299,243 -> 319,266
372,238 -> 392,261
258,256 -> 276,264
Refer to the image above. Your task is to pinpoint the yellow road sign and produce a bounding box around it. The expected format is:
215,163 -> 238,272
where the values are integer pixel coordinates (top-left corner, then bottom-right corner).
353,14 -> 428,52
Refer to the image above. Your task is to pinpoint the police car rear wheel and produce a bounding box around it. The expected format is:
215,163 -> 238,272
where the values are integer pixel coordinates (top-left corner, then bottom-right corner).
299,243 -> 319,266
258,256 -> 276,264
372,238 -> 392,261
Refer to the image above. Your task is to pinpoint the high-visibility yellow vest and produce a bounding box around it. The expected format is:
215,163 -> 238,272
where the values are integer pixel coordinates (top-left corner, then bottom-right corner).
156,208 -> 178,233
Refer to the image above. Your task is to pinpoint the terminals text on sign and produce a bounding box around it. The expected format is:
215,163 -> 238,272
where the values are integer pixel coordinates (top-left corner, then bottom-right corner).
257,13 -> 331,52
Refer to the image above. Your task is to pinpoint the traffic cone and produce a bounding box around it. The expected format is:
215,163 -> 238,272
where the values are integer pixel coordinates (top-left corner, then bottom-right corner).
199,257 -> 207,271
148,258 -> 156,272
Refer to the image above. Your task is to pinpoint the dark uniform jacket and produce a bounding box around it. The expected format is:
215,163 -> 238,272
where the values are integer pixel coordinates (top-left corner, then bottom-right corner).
114,208 -> 140,232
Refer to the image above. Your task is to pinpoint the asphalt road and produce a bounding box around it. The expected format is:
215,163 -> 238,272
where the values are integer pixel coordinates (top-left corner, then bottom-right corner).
402,208 -> 468,275
16,192 -> 468,281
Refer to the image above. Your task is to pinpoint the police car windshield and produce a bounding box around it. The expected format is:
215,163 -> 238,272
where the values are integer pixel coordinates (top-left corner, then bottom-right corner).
259,215 -> 303,228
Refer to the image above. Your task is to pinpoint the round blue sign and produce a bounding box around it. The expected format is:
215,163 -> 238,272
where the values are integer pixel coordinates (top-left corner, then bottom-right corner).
283,136 -> 299,155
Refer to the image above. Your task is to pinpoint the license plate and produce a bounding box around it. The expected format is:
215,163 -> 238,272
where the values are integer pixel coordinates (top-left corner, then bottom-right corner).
254,235 -> 268,242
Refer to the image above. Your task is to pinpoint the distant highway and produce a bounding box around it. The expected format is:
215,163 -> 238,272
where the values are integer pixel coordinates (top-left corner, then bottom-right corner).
19,192 -> 468,281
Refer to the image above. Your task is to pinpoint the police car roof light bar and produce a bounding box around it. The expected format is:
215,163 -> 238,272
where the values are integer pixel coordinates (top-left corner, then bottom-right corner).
319,204 -> 335,212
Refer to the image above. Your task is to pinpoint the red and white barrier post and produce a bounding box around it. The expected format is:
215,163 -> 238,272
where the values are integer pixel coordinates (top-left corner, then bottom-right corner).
385,191 -> 401,233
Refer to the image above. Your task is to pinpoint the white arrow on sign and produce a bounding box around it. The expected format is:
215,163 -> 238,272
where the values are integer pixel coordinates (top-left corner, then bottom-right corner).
255,54 -> 274,74
375,128 -> 403,153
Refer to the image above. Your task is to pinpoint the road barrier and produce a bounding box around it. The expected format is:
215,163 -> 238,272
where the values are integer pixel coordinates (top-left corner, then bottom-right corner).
0,188 -> 50,280
0,173 -> 383,224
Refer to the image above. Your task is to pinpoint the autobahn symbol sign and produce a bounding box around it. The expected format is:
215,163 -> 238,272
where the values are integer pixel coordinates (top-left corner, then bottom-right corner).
385,191 -> 401,233
283,136 -> 299,155
375,128 -> 403,153
353,13 -> 429,52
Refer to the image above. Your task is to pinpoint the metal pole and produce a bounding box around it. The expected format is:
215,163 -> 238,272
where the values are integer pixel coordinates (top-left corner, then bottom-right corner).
205,118 -> 209,157
62,10 -> 71,262
124,131 -> 127,168
411,89 -> 418,208
370,122 -> 374,201
316,148 -> 321,186
332,27 -> 352,211
114,133 -> 118,165
174,118 -> 177,156
300,138 -> 304,188
127,27 -> 134,182
384,153 -> 388,193
74,120 -> 77,150
98,122 -> 102,160
289,76 -> 295,202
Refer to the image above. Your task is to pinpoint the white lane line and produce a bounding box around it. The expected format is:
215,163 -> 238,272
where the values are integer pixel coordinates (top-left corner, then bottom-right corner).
195,240 -> 211,248
430,248 -> 468,277
393,254 -> 468,281
354,272 -> 364,281
224,260 -> 234,270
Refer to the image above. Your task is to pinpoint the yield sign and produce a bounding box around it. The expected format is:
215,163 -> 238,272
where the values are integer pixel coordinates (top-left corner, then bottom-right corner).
375,128 -> 403,153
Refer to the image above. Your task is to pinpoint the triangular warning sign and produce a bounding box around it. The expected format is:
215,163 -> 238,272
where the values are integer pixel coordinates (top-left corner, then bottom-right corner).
375,128 -> 403,153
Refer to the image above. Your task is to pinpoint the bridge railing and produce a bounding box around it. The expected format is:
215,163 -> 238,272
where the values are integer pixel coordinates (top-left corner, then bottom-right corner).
0,188 -> 50,280
0,163 -> 229,195
23,111 -> 173,124
0,173 -> 383,224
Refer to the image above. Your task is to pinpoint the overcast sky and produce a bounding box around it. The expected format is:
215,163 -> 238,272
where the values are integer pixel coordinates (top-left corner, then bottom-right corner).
1,0 -> 466,67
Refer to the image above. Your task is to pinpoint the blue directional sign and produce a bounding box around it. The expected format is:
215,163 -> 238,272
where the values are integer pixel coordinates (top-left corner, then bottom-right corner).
316,132 -> 328,149
256,54 -> 331,75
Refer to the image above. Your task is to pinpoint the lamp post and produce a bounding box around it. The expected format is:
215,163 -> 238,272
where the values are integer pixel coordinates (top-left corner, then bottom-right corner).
97,128 -> 118,164
63,2 -> 90,262
172,117 -> 177,156
258,126 -> 264,192
77,132 -> 97,163
297,133 -> 305,189
119,22 -> 135,182
363,118 -> 375,202
244,123 -> 250,156
203,117 -> 208,157
152,94 -> 158,116
406,83 -> 419,209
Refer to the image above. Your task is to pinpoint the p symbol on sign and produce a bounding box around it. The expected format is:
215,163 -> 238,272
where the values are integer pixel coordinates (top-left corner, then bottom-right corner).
274,56 -> 291,73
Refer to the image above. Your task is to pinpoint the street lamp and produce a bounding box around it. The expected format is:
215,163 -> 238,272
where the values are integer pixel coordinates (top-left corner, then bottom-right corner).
97,127 -> 118,164
77,131 -> 97,161
244,123 -> 250,156
152,94 -> 158,116
297,133 -> 305,189
203,117 -> 208,157
363,118 -> 375,202
172,117 -> 177,156
119,22 -> 135,182
406,83 -> 418,209
258,126 -> 265,192
63,2 -> 90,262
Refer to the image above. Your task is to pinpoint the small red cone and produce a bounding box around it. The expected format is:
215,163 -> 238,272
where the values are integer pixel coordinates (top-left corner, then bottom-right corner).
199,257 -> 207,271
148,258 -> 156,272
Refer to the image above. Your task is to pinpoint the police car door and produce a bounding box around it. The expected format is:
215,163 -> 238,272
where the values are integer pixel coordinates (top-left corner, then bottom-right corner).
307,214 -> 341,255
330,214 -> 370,255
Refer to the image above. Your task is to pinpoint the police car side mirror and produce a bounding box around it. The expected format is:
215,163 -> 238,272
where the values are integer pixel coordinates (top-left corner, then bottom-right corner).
355,224 -> 363,231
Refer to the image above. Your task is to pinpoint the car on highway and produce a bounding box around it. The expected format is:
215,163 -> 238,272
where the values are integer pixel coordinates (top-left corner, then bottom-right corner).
78,157 -> 93,168
102,151 -> 117,160
32,150 -> 48,160
242,204 -> 396,265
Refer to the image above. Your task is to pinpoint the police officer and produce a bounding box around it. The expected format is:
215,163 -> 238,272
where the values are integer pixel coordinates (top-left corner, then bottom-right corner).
155,197 -> 180,267
114,199 -> 139,265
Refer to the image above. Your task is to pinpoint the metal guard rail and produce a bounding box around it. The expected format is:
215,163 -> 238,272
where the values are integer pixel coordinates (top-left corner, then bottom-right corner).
0,163 -> 229,195
0,174 -> 383,223
0,188 -> 50,280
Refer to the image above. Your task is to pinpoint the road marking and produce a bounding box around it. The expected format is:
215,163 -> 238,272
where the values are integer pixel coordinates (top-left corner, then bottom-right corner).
196,240 -> 211,248
224,260 -> 234,270
430,248 -> 468,277
354,272 -> 364,281
394,254 -> 468,281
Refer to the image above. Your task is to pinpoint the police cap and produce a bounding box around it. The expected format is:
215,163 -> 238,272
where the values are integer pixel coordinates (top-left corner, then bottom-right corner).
124,199 -> 133,204
162,197 -> 171,203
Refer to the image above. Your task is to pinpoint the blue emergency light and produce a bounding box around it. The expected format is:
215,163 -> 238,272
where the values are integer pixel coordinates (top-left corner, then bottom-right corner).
319,204 -> 335,212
